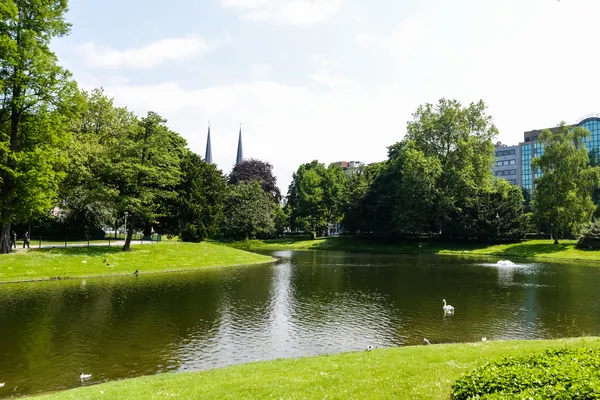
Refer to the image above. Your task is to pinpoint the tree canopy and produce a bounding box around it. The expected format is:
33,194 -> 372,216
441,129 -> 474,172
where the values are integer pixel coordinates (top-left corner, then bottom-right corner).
228,158 -> 281,202
533,123 -> 600,243
0,0 -> 78,252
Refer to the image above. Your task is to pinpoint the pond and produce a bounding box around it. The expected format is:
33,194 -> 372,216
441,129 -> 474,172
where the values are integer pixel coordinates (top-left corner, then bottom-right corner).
1,251 -> 600,397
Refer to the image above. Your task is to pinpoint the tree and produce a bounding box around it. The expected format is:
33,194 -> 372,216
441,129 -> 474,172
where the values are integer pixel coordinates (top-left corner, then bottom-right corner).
220,181 -> 276,240
533,123 -> 600,244
388,141 -> 442,236
402,98 -> 498,235
228,158 -> 281,202
161,151 -> 227,242
287,161 -> 327,236
0,0 -> 77,253
110,112 -> 185,251
59,89 -> 122,238
444,180 -> 529,241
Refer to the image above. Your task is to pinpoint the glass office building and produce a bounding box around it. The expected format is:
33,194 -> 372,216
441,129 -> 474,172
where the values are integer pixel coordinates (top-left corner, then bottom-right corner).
580,118 -> 600,165
518,117 -> 600,192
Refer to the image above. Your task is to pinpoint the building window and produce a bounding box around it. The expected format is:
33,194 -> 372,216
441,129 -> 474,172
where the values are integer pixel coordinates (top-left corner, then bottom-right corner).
522,144 -> 532,190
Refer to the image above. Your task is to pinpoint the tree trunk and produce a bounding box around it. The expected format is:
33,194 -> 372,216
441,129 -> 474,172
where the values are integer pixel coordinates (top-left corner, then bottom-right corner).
122,227 -> 134,251
0,220 -> 11,254
554,238 -> 559,245
0,84 -> 21,254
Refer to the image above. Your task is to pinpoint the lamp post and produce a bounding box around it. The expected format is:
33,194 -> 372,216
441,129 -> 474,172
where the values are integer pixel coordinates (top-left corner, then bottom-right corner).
124,212 -> 129,240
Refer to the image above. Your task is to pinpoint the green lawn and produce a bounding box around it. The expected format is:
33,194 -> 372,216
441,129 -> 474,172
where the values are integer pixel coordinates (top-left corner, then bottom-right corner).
226,237 -> 600,263
33,337 -> 600,399
0,242 -> 274,283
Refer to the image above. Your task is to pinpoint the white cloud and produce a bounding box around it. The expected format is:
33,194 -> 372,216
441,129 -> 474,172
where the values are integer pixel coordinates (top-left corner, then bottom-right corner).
309,70 -> 354,89
356,16 -> 425,54
221,0 -> 343,26
76,35 -> 230,69
250,64 -> 273,80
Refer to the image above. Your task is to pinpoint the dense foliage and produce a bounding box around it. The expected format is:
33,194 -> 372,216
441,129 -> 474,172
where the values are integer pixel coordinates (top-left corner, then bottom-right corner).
228,158 -> 281,202
576,219 -> 600,250
287,161 -> 346,237
219,181 -> 277,240
451,347 -> 600,399
0,0 -> 78,253
533,123 -> 600,244
330,99 -> 529,241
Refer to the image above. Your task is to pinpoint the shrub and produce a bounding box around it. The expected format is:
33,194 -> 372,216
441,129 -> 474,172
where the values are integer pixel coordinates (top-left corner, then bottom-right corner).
576,220 -> 600,250
451,347 -> 600,399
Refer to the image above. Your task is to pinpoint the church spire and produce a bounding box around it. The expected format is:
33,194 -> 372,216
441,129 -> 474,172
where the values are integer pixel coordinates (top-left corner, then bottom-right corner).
205,122 -> 213,164
236,124 -> 243,165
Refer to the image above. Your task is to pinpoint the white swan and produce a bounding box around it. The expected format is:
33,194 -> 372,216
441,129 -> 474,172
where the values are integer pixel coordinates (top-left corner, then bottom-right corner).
443,299 -> 454,314
80,373 -> 92,380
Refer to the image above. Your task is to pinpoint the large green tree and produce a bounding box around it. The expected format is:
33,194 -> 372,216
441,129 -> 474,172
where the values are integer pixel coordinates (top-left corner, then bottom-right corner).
403,98 -> 498,235
533,123 -> 600,244
287,161 -> 346,236
228,158 -> 281,202
220,181 -> 276,240
59,89 -> 123,238
110,112 -> 185,251
0,0 -> 77,252
161,151 -> 227,242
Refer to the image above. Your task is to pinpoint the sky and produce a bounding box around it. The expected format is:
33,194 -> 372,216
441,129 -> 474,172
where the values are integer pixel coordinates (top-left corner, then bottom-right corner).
53,0 -> 600,192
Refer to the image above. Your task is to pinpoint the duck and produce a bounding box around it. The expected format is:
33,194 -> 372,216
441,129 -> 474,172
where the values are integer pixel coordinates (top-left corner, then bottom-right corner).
443,299 -> 454,314
80,373 -> 92,380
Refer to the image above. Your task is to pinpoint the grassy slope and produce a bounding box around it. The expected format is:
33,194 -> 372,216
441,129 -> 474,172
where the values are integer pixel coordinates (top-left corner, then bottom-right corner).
0,242 -> 274,283
227,237 -> 600,262
35,337 -> 600,400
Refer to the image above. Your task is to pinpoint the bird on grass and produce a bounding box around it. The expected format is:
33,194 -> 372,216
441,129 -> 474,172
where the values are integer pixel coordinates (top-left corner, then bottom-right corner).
80,373 -> 92,380
424,338 -> 431,345
103,259 -> 107,263
134,269 -> 139,275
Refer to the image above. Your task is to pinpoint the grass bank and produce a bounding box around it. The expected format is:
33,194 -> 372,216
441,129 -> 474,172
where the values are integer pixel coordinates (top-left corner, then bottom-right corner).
0,242 -> 274,283
33,337 -> 600,399
227,237 -> 600,263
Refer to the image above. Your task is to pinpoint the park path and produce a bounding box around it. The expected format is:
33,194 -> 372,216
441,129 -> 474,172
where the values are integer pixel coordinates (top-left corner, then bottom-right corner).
13,240 -> 156,251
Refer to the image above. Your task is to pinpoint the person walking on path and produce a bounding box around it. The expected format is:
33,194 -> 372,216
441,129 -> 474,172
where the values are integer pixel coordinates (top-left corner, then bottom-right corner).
23,231 -> 30,249
11,231 -> 16,249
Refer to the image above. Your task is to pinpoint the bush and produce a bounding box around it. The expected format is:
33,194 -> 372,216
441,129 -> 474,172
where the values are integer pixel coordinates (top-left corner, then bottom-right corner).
451,347 -> 600,399
576,220 -> 600,250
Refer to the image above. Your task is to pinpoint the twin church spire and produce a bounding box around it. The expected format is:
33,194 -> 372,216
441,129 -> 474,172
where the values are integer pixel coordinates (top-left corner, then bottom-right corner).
204,123 -> 243,165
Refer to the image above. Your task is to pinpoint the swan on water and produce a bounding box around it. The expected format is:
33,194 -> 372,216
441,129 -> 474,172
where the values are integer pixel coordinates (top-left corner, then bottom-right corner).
80,373 -> 92,380
423,338 -> 431,345
443,299 -> 454,314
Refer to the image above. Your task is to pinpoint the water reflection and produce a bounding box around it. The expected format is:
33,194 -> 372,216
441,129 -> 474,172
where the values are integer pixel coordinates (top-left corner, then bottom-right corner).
1,252 -> 600,397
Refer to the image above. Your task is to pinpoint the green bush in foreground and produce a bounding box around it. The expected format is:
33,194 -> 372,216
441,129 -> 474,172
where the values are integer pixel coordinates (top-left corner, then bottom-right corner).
451,347 -> 600,399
